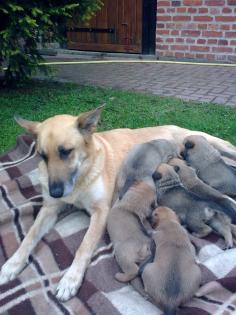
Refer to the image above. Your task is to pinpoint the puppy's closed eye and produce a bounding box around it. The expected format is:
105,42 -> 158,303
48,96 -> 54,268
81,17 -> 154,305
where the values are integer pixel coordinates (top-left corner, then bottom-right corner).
185,141 -> 195,149
174,165 -> 180,173
152,171 -> 162,181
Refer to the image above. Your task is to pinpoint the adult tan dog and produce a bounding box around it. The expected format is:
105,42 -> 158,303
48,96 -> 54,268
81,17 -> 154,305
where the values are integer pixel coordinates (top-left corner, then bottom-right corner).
1,105 -> 236,301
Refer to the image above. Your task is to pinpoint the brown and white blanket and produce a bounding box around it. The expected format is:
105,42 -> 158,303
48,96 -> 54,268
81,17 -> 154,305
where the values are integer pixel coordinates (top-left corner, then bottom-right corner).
0,135 -> 236,315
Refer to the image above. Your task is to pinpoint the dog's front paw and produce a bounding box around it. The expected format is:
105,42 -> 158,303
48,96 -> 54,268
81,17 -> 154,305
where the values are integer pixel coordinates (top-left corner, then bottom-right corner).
0,254 -> 26,285
55,270 -> 82,301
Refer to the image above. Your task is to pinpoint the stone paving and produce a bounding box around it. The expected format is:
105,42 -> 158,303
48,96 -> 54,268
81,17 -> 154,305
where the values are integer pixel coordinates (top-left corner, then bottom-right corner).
52,59 -> 236,106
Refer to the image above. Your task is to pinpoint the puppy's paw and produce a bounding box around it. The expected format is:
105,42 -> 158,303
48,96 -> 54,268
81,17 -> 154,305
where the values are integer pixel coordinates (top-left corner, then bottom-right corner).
55,270 -> 82,301
115,272 -> 133,283
0,254 -> 25,285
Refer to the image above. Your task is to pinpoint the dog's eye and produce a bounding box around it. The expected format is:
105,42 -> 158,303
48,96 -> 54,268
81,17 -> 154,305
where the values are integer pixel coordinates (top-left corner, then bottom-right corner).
39,151 -> 48,163
58,146 -> 74,160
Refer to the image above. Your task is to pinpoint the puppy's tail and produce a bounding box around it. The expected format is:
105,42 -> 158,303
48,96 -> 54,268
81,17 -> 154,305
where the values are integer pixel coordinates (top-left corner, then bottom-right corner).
163,306 -> 177,315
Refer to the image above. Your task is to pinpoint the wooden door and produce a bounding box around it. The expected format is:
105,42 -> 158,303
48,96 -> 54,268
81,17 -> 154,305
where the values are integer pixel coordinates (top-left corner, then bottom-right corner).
67,0 -> 143,53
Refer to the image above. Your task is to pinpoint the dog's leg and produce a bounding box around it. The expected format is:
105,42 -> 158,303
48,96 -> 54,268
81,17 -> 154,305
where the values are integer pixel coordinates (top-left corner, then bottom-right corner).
55,203 -> 109,301
0,204 -> 60,284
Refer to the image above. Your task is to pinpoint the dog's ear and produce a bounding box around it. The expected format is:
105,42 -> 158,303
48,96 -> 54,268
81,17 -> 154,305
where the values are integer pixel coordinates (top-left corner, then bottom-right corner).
77,104 -> 105,139
152,171 -> 162,181
14,116 -> 41,135
185,140 -> 195,149
174,165 -> 180,173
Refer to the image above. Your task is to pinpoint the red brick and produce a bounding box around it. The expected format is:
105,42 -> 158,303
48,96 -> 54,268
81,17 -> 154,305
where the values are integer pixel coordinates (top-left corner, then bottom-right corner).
174,52 -> 185,58
186,38 -> 195,43
202,31 -> 223,37
198,24 -> 208,29
176,7 -> 187,13
157,8 -> 165,13
188,7 -> 197,13
172,0 -> 181,5
205,0 -> 225,5
198,8 -> 208,13
194,16 -> 213,22
182,30 -> 201,36
212,47 -> 233,53
218,39 -> 228,45
230,40 -> 236,45
233,25 -> 236,30
171,45 -> 189,50
220,25 -> 230,30
185,53 -> 195,58
208,24 -> 220,31
157,23 -> 165,28
176,37 -> 184,42
183,0 -> 202,5
157,0 -> 171,6
228,0 -> 236,4
222,7 -> 232,13
190,45 -> 210,51
171,30 -> 179,35
209,8 -> 221,14
156,44 -> 169,50
196,53 -> 205,58
197,39 -> 206,44
166,23 -> 176,29
173,16 -> 192,21
156,37 -> 164,42
166,7 -> 176,12
226,32 -> 236,37
216,16 -> 236,22
157,30 -> 170,35
158,16 -> 172,21
166,38 -> 174,43
157,51 -> 165,57
208,39 -> 218,44
206,54 -> 215,60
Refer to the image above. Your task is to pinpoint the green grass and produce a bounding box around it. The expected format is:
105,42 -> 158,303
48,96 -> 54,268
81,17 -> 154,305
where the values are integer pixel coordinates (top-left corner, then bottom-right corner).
1,80 -> 236,154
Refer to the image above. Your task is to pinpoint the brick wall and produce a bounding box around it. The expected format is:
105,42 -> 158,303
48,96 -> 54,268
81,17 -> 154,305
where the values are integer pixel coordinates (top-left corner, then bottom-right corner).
156,0 -> 236,62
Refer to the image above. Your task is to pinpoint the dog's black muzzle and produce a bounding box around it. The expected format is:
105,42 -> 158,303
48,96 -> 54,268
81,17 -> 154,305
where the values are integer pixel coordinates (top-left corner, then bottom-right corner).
49,181 -> 64,198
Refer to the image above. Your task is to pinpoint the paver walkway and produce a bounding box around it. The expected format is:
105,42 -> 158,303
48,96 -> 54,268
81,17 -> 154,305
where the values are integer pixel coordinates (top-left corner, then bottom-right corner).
52,59 -> 236,106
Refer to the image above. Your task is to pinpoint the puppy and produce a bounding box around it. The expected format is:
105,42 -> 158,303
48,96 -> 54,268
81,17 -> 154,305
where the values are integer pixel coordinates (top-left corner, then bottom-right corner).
168,158 -> 236,222
107,179 -> 156,282
152,163 -> 236,247
113,139 -> 179,202
142,207 -> 201,315
182,135 -> 236,197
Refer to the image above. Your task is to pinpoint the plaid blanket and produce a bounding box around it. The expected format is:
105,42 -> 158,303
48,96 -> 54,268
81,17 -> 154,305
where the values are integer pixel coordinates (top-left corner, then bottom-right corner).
0,135 -> 236,315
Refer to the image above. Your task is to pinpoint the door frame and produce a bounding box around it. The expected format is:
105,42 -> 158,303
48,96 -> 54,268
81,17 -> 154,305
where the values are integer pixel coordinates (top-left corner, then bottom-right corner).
67,0 -> 157,55
142,0 -> 157,54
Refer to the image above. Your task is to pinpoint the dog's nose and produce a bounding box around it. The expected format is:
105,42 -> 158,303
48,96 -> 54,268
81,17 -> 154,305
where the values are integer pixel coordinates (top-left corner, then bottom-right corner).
180,150 -> 186,159
49,181 -> 64,198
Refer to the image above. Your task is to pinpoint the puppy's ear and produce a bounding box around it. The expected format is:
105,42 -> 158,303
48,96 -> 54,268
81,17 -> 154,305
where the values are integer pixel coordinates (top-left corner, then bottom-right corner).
185,140 -> 195,149
14,116 -> 41,135
152,171 -> 162,181
77,104 -> 105,139
174,165 -> 180,173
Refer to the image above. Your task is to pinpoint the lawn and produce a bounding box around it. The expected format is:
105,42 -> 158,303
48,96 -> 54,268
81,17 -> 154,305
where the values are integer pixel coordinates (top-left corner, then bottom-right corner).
1,81 -> 236,154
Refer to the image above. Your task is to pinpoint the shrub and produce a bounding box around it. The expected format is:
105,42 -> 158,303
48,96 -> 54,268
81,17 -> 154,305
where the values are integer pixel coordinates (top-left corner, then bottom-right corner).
0,0 -> 102,85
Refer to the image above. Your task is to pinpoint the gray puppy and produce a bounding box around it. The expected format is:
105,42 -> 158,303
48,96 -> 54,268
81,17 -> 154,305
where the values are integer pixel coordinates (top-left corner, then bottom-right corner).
168,158 -> 236,246
142,207 -> 201,315
169,158 -> 236,220
113,139 -> 179,202
182,135 -> 236,197
152,163 -> 236,247
107,179 -> 156,282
